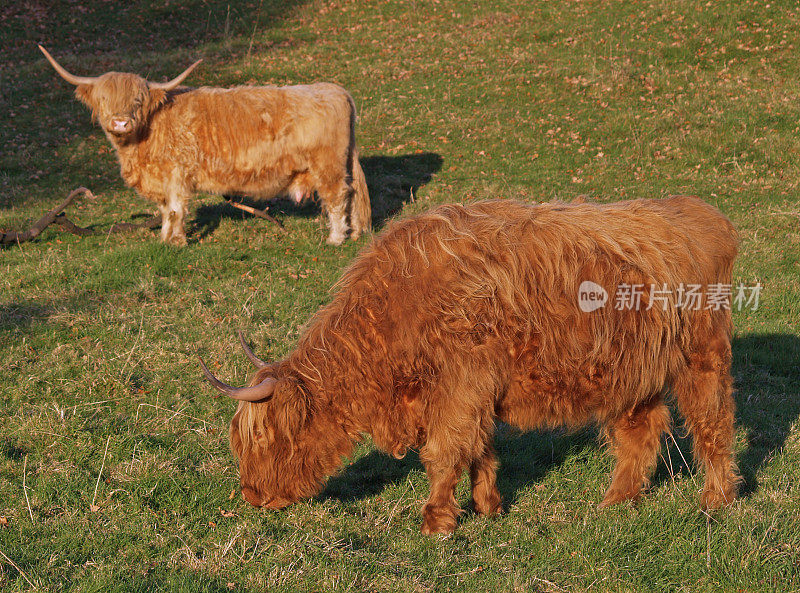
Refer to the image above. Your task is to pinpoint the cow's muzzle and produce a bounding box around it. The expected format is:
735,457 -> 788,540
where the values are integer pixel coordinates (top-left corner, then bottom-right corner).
110,118 -> 131,134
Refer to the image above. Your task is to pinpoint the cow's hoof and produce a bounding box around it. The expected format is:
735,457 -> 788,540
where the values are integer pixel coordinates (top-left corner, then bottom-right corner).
421,519 -> 456,536
421,506 -> 457,535
472,493 -> 503,517
700,486 -> 735,510
599,488 -> 639,509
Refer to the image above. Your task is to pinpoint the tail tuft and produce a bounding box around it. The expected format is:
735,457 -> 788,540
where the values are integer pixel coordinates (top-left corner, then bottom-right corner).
349,148 -> 371,239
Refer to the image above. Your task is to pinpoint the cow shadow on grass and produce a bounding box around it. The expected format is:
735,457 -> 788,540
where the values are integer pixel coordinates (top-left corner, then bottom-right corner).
321,448 -> 425,503
319,426 -> 598,512
189,152 -> 443,241
321,334 -> 800,509
361,152 -> 444,228
191,198 -> 288,242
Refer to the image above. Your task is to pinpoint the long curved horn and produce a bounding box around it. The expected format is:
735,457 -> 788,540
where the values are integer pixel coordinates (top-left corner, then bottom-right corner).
39,45 -> 99,86
149,59 -> 202,91
238,330 -> 268,369
199,356 -> 277,402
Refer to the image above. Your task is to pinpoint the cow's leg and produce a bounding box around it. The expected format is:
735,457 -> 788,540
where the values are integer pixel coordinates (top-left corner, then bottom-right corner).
418,371 -> 500,534
157,175 -> 189,245
315,173 -> 350,245
164,190 -> 188,246
600,397 -> 671,508
157,200 -> 172,243
470,442 -> 502,517
419,458 -> 464,535
419,406 -> 497,533
672,329 -> 739,509
326,198 -> 348,245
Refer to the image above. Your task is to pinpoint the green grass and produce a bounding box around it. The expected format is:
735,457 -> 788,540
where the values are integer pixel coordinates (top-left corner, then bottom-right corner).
2,0 -> 800,591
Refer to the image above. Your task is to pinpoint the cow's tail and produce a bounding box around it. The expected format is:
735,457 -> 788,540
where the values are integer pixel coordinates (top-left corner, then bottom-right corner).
346,94 -> 371,239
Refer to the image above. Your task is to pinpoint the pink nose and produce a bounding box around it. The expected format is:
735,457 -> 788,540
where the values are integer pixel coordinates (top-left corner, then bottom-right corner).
111,119 -> 129,132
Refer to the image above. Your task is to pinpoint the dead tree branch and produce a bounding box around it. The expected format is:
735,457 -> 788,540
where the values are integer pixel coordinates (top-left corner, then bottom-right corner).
1,187 -> 285,246
1,188 -> 160,245
1,187 -> 97,245
222,195 -> 285,230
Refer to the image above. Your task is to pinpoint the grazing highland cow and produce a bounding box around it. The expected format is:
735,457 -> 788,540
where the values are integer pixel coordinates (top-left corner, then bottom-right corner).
39,45 -> 370,245
201,197 -> 740,534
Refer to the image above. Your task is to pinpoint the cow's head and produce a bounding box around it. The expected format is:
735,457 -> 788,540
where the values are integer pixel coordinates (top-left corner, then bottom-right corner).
39,45 -> 201,141
200,333 -> 329,509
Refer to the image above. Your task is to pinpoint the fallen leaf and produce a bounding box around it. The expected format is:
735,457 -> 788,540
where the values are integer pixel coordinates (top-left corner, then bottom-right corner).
90,505 -> 100,512
219,508 -> 235,518
0,516 -> 8,527
228,489 -> 236,500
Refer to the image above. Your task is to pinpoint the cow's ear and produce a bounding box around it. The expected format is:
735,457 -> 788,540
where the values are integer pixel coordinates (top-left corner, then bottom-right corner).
74,84 -> 94,107
148,88 -> 168,110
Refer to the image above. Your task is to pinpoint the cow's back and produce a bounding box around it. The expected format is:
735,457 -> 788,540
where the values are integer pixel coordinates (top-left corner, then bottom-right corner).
335,198 -> 737,424
148,83 -> 353,195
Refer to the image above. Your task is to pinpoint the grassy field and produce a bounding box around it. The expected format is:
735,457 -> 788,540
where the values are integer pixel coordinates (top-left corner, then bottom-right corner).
2,0 -> 800,590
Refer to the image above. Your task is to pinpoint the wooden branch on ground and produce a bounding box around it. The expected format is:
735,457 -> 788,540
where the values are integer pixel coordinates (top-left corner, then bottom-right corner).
222,195 -> 285,230
0,188 -> 286,247
0,187 -> 162,246
1,187 -> 94,245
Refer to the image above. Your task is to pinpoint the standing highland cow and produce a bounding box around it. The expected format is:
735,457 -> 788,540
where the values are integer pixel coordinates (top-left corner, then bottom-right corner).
201,197 -> 740,534
39,46 -> 370,245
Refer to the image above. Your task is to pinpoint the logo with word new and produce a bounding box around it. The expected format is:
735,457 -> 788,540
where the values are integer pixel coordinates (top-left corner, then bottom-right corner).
578,281 -> 608,313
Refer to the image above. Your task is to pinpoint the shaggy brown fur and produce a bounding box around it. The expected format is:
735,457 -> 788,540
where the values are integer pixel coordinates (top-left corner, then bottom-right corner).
42,50 -> 370,245
216,196 -> 739,534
